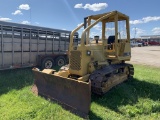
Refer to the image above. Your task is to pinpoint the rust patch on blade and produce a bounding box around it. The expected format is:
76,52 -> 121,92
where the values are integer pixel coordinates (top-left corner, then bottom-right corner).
32,69 -> 91,117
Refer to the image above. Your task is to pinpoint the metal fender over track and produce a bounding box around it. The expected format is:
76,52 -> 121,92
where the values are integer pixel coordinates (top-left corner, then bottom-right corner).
32,68 -> 91,117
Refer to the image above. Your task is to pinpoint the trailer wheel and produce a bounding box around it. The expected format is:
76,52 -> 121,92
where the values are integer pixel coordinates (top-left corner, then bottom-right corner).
42,57 -> 54,69
55,56 -> 66,67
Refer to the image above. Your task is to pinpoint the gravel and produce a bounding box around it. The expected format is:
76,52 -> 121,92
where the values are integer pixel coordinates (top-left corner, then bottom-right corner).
127,46 -> 160,68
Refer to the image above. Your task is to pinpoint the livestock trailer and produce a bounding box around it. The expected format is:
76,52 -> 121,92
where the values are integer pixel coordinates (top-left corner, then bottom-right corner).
0,21 -> 78,70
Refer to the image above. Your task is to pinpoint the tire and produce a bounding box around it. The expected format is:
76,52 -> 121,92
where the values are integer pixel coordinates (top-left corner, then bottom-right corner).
41,57 -> 54,69
55,56 -> 66,67
138,44 -> 141,47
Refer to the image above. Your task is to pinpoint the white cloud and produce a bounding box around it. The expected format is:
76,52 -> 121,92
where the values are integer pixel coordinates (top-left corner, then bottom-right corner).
106,27 -> 115,31
93,24 -> 101,31
130,20 -> 143,24
77,23 -> 83,27
35,22 -> 39,25
12,10 -> 23,15
0,17 -> 12,21
105,28 -> 115,37
19,4 -> 30,10
152,27 -> 160,34
90,31 -> 101,38
143,16 -> 160,23
74,3 -> 83,8
77,23 -> 84,31
132,28 -> 145,37
84,3 -> 108,11
130,16 -> 160,25
21,21 -> 30,24
74,3 -> 108,11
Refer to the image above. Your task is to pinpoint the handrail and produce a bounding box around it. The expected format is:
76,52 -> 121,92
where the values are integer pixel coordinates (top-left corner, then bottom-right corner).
69,23 -> 84,50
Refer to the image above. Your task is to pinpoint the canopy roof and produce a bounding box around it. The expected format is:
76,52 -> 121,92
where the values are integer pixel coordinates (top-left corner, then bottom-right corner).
87,10 -> 129,22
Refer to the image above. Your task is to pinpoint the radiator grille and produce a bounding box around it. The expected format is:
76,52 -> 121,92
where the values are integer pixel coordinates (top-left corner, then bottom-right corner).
70,51 -> 81,70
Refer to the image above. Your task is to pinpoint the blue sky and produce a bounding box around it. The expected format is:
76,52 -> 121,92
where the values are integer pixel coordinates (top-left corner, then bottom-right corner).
0,0 -> 160,38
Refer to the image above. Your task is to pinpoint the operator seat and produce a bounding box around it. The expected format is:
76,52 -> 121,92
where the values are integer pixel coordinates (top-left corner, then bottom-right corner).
107,36 -> 115,50
108,35 -> 115,44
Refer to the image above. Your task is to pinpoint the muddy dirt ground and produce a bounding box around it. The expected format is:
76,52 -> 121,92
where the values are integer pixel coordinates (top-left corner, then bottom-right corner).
127,46 -> 160,68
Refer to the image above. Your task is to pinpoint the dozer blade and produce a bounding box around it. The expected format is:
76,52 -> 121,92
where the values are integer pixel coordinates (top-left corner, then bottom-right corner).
32,68 -> 91,117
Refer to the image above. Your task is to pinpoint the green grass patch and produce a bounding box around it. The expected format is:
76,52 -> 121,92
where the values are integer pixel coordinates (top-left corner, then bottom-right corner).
0,65 -> 160,120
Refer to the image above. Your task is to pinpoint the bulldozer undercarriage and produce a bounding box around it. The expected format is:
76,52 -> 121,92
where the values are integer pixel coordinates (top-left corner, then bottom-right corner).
90,63 -> 134,95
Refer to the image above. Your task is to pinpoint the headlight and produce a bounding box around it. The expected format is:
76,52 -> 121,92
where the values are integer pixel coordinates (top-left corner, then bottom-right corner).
87,50 -> 91,56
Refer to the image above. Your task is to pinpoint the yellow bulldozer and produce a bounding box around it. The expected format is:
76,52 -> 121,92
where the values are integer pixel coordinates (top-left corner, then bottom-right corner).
32,11 -> 134,116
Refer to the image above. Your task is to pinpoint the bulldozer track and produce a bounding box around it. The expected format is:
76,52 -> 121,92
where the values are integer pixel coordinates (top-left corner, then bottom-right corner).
89,63 -> 134,95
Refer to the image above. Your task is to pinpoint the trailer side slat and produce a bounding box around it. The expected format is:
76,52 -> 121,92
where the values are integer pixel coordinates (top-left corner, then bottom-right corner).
0,21 -> 78,70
